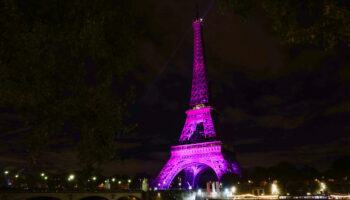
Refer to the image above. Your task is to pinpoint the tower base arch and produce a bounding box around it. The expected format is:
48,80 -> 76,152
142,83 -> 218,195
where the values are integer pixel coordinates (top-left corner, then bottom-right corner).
152,141 -> 240,189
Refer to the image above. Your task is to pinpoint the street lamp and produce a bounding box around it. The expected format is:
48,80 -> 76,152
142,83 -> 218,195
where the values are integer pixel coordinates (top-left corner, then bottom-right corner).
40,172 -> 45,177
271,183 -> 279,195
320,182 -> 326,193
224,188 -> 229,197
4,170 -> 9,175
231,186 -> 237,195
92,176 -> 97,181
68,174 -> 75,181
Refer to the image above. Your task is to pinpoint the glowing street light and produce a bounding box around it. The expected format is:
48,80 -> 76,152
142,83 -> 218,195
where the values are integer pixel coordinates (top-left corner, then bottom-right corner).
118,180 -> 122,184
92,176 -> 97,181
4,170 -> 9,175
112,178 -> 116,182
44,176 -> 48,180
224,188 -> 229,196
40,172 -> 45,177
271,183 -> 279,195
15,174 -> 19,178
231,186 -> 237,194
67,174 -> 75,181
320,182 -> 326,193
128,179 -> 132,183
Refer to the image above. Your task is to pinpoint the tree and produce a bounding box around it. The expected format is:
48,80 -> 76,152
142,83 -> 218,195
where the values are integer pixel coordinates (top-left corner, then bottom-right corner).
329,156 -> 350,178
221,173 -> 240,186
218,0 -> 350,50
0,0 -> 140,172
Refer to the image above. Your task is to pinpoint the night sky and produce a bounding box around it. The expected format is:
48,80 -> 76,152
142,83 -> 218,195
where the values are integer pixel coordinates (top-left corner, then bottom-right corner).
1,0 -> 350,176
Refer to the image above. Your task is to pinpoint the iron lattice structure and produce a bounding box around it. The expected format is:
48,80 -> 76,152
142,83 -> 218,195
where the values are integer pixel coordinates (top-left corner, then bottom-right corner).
189,18 -> 209,107
153,19 -> 241,190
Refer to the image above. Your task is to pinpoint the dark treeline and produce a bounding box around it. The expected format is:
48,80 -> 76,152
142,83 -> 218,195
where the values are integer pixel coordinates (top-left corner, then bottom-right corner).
221,156 -> 350,195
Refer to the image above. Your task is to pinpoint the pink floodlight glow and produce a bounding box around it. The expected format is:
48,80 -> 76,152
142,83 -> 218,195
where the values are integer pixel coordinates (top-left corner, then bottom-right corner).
152,18 -> 241,189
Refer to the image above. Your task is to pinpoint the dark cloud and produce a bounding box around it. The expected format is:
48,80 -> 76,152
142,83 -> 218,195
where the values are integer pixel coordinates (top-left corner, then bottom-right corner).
326,99 -> 350,114
256,114 -> 306,130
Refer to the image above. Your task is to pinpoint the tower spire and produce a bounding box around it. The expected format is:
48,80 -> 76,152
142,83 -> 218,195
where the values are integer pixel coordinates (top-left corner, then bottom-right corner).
189,18 -> 209,108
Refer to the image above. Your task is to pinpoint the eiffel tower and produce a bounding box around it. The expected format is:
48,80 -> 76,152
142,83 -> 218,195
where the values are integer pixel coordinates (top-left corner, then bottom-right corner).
152,17 -> 241,190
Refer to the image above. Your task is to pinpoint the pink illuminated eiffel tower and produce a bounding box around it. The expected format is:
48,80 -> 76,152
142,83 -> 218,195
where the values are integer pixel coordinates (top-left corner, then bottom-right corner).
153,18 -> 241,189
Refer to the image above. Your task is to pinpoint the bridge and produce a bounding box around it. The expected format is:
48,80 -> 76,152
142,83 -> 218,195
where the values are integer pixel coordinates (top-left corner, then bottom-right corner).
0,191 -> 142,200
